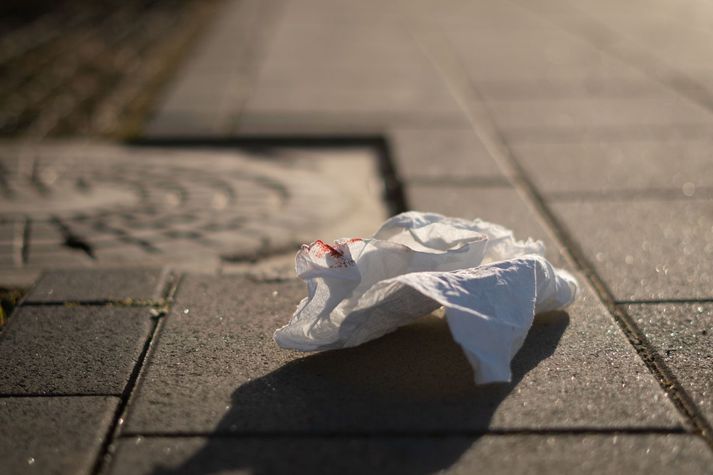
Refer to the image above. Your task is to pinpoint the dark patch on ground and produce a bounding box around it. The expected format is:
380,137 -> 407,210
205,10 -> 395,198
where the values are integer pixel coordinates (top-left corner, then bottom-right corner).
0,0 -> 221,139
0,287 -> 25,328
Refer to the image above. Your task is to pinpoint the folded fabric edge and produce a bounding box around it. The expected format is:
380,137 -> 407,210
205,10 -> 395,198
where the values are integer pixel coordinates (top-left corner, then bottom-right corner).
275,255 -> 577,385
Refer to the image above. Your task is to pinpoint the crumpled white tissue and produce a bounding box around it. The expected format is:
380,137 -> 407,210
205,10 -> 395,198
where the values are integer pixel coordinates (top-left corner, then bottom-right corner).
274,211 -> 578,384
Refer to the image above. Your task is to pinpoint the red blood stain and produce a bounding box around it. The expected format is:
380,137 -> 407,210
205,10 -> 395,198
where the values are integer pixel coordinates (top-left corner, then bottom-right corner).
313,240 -> 343,258
346,238 -> 363,244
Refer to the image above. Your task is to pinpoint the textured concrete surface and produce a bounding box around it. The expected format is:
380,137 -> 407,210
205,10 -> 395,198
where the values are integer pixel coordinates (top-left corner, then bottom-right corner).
485,97 -> 713,136
241,22 -> 462,121
447,24 -> 655,84
550,199 -> 713,301
25,268 -> 170,303
511,140 -> 713,197
389,128 -> 504,182
144,0 -> 266,137
108,434 -> 713,475
0,397 -> 118,475
4,0 -> 713,471
123,274 -> 680,434
626,303 -> 713,426
0,306 -> 153,394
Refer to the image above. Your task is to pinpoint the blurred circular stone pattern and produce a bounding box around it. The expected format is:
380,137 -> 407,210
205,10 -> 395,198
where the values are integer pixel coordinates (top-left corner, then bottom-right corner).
0,143 -> 386,285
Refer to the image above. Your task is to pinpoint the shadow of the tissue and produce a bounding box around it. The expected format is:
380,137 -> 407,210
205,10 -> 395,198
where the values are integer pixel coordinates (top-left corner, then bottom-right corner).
153,311 -> 569,475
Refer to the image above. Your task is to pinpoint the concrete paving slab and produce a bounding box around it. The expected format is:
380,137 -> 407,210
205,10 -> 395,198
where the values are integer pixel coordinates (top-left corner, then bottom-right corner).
0,242 -> 20,267
243,85 -> 462,120
242,19 -> 462,120
549,199 -> 713,301
107,434 -> 713,475
626,303 -> 713,426
509,0 -> 713,114
410,0 -> 544,28
0,268 -> 40,288
279,0 -> 401,26
544,0 -> 713,79
143,0 -> 273,137
405,184 -> 565,266
511,140 -> 713,196
448,25 -> 658,85
485,97 -> 713,134
0,306 -> 153,394
123,274 -> 680,435
389,128 -> 504,181
25,248 -> 95,268
252,22 -> 434,86
0,396 -> 118,475
0,219 -> 22,244
144,109 -> 233,139
473,77 -> 672,101
25,268 -> 170,303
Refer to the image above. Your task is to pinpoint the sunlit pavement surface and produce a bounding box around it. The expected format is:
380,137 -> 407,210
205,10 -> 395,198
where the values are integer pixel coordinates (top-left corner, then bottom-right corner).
1,0 -> 713,474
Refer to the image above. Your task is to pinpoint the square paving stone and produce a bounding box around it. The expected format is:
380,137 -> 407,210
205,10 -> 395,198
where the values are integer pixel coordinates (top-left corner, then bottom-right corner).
549,199 -> 713,301
123,274 -> 680,434
510,140 -> 713,196
472,77 -> 671,101
485,97 -> 713,136
107,434 -> 713,475
448,25 -> 654,84
242,20 -> 462,120
0,396 -> 118,475
0,242 -> 19,267
0,306 -> 154,394
26,245 -> 96,268
0,219 -> 22,244
389,128 -> 504,181
280,0 -> 401,26
144,109 -> 231,138
406,184 -> 566,266
244,85 -> 463,120
626,303 -> 713,426
413,0 -> 544,28
0,268 -> 38,288
252,22 -> 438,88
25,268 -> 171,303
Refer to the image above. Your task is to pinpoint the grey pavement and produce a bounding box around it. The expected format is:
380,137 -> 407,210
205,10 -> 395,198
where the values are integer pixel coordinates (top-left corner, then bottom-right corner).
2,0 -> 713,474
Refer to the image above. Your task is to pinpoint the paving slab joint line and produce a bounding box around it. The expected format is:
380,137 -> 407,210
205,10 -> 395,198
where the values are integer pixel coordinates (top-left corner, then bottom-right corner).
406,21 -> 713,452
505,0 -> 713,118
20,299 -> 168,308
90,273 -> 184,475
20,217 -> 30,265
0,393 -> 123,398
117,427 -> 688,439
16,269 -> 177,309
482,112 -> 713,452
475,99 -> 713,450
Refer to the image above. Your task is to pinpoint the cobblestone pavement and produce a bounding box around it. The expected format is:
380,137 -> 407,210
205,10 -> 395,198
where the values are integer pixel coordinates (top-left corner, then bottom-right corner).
2,0 -> 713,474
